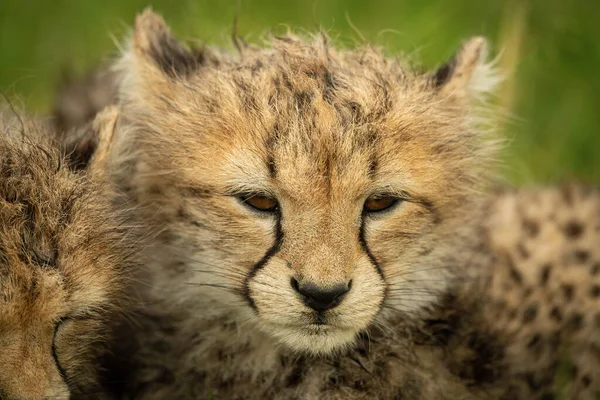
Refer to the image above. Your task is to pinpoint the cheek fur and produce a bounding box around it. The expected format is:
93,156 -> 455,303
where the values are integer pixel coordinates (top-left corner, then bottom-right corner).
248,258 -> 300,324
363,203 -> 450,316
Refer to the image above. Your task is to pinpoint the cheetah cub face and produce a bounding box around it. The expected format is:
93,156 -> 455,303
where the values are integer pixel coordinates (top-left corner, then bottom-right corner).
113,11 -> 498,354
0,110 -> 131,399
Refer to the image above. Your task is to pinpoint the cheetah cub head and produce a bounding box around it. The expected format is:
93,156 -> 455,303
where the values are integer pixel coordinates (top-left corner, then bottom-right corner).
112,11 -> 499,354
0,109 -> 133,399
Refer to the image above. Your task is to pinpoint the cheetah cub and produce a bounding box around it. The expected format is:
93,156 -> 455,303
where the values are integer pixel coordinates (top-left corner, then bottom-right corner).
0,107 -> 137,399
102,10 -> 522,399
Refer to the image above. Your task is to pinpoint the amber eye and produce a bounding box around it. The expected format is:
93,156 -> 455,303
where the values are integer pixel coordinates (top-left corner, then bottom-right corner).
240,194 -> 279,213
363,196 -> 399,213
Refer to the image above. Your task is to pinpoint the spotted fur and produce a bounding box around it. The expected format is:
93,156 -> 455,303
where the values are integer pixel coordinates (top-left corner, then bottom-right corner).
485,185 -> 600,399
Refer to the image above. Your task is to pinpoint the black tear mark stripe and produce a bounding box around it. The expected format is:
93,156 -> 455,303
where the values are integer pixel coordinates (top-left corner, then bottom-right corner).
358,213 -> 385,281
243,216 -> 284,311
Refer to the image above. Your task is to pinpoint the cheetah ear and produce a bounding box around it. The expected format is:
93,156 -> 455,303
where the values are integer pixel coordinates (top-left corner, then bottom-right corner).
431,37 -> 498,101
131,9 -> 199,77
116,9 -> 201,104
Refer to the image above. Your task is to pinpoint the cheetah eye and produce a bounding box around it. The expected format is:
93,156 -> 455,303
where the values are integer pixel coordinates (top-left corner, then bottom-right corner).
239,194 -> 279,213
363,196 -> 399,213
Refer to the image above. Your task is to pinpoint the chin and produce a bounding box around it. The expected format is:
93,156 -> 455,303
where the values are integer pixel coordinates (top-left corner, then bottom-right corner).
263,322 -> 360,355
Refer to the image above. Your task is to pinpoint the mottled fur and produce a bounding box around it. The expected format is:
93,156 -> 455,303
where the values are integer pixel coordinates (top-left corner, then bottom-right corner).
0,107 -> 138,399
485,185 -> 600,399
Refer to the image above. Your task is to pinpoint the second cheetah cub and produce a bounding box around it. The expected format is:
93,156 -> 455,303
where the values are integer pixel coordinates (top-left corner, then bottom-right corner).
0,107 -> 138,399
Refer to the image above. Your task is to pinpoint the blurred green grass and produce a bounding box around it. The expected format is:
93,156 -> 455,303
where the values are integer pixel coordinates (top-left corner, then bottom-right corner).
0,0 -> 599,184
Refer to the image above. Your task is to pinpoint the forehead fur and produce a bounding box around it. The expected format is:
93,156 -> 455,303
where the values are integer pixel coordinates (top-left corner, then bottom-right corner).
116,11 -> 499,204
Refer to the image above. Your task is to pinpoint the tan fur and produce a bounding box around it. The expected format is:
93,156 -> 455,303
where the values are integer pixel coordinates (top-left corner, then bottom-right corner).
0,108 -> 138,399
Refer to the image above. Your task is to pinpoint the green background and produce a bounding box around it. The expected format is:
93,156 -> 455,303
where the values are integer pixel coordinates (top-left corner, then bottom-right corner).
1,0 -> 599,184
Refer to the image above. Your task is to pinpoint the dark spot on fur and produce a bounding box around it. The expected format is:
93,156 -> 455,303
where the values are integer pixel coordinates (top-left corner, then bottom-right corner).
251,59 -> 264,74
171,261 -> 187,273
294,91 -> 314,110
548,330 -> 560,351
590,285 -> 600,298
582,375 -> 591,387
523,287 -> 533,298
572,249 -> 590,264
526,333 -> 543,357
368,157 -> 378,179
567,313 -> 584,331
517,243 -> 529,259
416,197 -> 441,225
352,379 -> 367,391
327,373 -> 340,387
505,253 -> 523,285
523,219 -> 539,237
452,329 -> 505,385
421,318 -> 454,346
147,185 -> 163,196
571,364 -> 580,378
591,262 -> 600,275
346,101 -> 364,121
561,284 -> 574,302
522,303 -> 538,324
217,349 -> 227,361
563,220 -> 583,239
539,264 -> 552,286
285,363 -> 305,388
418,247 -> 433,256
524,371 -> 547,392
549,306 -> 563,322
177,206 -> 207,229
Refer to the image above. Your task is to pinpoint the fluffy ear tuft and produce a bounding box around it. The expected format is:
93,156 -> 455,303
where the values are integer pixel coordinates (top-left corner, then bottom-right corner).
116,9 -> 206,110
432,37 -> 499,101
132,9 -> 201,77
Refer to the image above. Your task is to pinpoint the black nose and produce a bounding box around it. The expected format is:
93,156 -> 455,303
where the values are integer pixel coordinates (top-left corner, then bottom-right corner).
291,278 -> 351,311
